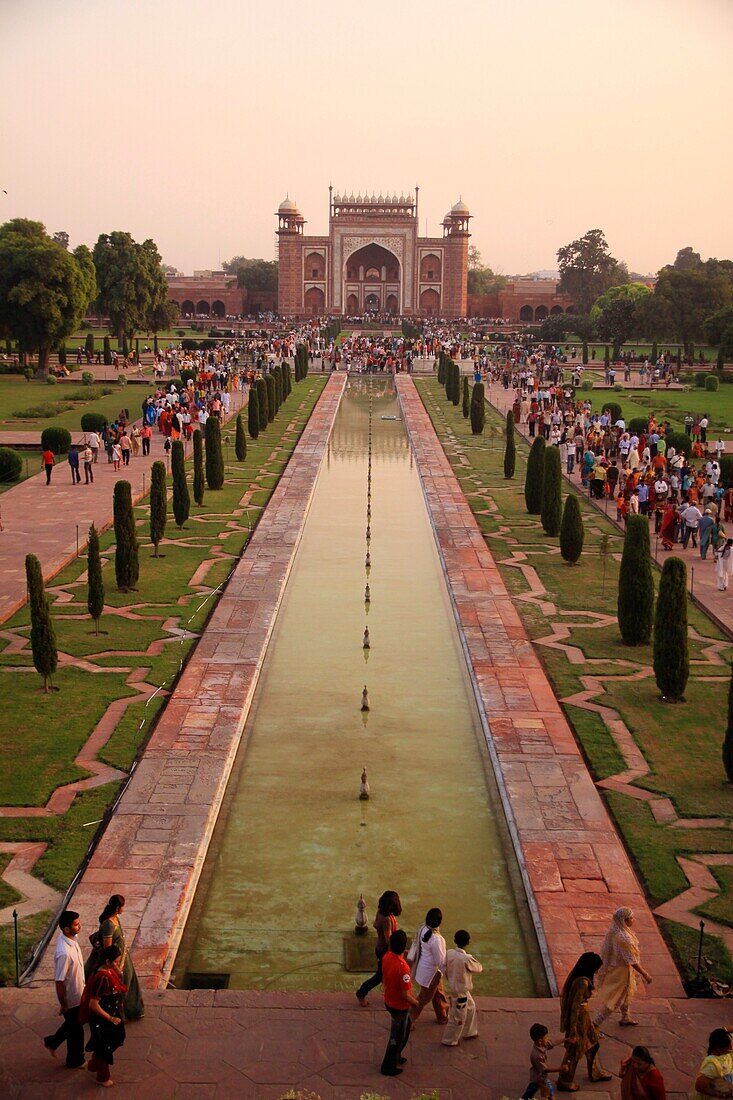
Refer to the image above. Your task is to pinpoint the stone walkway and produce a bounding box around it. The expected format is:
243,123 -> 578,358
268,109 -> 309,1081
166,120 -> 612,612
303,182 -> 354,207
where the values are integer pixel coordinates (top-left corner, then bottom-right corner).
30,375 -> 347,989
0,392 -> 245,625
0,986 -> 725,1100
396,376 -> 683,997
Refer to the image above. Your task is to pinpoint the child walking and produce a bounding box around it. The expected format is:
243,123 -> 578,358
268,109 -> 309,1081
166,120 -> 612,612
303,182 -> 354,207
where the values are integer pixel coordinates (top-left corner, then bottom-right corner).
522,1022 -> 566,1099
441,929 -> 483,1046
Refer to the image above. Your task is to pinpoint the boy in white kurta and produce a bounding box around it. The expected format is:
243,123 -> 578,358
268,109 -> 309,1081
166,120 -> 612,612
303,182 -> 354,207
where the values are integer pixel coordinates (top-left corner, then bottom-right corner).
441,929 -> 483,1046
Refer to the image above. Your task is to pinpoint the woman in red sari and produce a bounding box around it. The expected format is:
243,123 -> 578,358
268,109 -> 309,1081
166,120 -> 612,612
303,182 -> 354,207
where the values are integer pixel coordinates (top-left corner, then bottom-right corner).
660,502 -> 677,550
84,944 -> 127,1087
619,1046 -> 666,1100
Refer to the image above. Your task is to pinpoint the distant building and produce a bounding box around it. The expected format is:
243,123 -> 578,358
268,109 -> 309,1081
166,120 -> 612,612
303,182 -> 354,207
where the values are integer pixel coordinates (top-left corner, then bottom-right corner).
164,270 -> 277,320
277,189 -> 470,319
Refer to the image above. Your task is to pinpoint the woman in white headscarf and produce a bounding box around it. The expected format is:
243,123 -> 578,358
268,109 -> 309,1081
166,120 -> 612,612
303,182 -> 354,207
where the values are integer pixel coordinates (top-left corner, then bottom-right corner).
593,907 -> 652,1026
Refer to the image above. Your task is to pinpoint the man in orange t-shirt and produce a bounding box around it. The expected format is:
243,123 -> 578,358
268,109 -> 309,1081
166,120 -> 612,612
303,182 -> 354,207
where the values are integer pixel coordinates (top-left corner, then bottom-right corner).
380,930 -> 419,1077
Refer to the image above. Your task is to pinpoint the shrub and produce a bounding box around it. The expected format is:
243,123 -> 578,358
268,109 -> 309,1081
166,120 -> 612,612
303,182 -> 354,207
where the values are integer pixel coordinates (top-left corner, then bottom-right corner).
193,428 -> 204,505
524,436 -> 546,514
462,376 -> 470,418
0,446 -> 22,484
171,440 -> 190,528
103,335 -> 112,365
248,386 -> 260,439
205,416 -> 225,490
504,410 -> 515,479
180,367 -> 196,387
81,370 -> 94,386
256,378 -> 268,430
24,367 -> 34,382
113,480 -> 139,591
694,372 -> 707,388
181,339 -> 199,352
602,401 -> 622,423
25,553 -> 57,693
46,374 -> 57,385
720,454 -> 733,488
617,516 -> 653,645
705,374 -> 719,392
541,445 -> 562,536
560,494 -> 584,563
87,523 -> 104,635
117,374 -> 127,386
580,379 -> 593,391
265,374 -> 276,422
81,412 -> 107,433
149,460 -> 167,557
470,382 -> 485,435
628,416 -> 648,436
653,556 -> 689,702
665,430 -> 692,458
40,426 -> 71,454
235,413 -> 247,460
724,664 -> 733,783
614,383 -> 624,392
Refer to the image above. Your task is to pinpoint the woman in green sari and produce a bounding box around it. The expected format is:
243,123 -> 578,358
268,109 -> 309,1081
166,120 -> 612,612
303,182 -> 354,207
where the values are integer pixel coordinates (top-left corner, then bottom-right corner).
85,894 -> 144,1020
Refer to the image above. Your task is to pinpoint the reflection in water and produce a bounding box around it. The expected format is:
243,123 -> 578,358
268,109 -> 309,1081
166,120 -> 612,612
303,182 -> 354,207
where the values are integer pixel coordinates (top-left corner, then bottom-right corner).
173,379 -> 545,994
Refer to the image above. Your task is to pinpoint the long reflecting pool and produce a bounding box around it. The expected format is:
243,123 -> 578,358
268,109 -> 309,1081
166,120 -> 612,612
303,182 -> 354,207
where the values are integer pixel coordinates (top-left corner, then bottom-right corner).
173,378 -> 547,994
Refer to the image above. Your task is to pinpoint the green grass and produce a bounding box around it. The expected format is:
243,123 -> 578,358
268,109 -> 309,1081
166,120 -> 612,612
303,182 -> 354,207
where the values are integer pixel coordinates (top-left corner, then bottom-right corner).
587,385 -> 733,435
0,376 -> 129,435
0,910 -> 52,987
696,866 -> 733,928
416,378 -> 733,975
0,854 -> 22,907
660,919 -> 733,985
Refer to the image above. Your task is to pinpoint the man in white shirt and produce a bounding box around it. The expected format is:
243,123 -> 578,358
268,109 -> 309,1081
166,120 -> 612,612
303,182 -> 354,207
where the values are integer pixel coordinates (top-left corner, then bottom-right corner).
87,431 -> 100,463
682,502 -> 703,548
441,929 -> 483,1047
43,910 -> 86,1068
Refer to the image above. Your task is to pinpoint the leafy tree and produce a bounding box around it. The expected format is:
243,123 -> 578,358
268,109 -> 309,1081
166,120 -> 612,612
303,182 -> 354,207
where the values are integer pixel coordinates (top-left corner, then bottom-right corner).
265,374 -> 276,421
633,291 -> 674,341
596,297 -> 638,360
591,282 -> 651,322
470,382 -> 485,434
541,446 -> 562,536
52,230 -> 69,250
504,410 -> 515,478
222,257 -> 278,292
724,664 -> 733,783
673,246 -> 702,271
653,556 -> 689,702
87,523 -> 105,634
255,377 -> 268,430
149,460 -> 167,557
462,376 -> 470,418
192,428 -> 205,505
235,413 -> 247,460
617,516 -> 653,645
205,416 -> 224,489
557,229 -> 628,314
248,385 -> 260,439
703,304 -> 733,347
171,439 -> 190,527
539,314 -> 574,342
524,436 -> 546,514
0,220 -> 97,375
560,494 -> 584,564
25,553 -> 57,693
653,265 -> 732,352
113,479 -> 139,591
93,231 -> 170,344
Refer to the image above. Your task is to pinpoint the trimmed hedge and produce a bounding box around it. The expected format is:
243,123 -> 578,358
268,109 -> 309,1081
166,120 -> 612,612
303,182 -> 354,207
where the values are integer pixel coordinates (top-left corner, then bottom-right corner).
617,516 -> 654,645
524,436 -> 546,514
665,430 -> 692,458
602,401 -> 622,424
653,556 -> 689,702
541,446 -> 562,536
81,412 -> 107,433
0,446 -> 22,484
628,416 -> 648,436
560,494 -> 584,563
40,427 -> 71,454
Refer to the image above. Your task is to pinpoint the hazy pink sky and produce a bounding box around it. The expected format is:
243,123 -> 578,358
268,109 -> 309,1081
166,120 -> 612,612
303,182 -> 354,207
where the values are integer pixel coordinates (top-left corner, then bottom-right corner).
2,0 -> 731,276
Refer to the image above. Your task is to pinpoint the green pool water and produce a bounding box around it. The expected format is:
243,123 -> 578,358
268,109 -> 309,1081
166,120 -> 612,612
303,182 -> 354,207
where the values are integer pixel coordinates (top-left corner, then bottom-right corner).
173,378 -> 546,995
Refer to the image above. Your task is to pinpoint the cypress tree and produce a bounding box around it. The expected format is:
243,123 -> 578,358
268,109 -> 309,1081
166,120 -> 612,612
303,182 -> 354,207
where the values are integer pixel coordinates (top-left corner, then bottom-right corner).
560,494 -> 584,564
723,663 -> 733,783
582,340 -> 589,365
541,445 -> 562,536
171,439 -> 190,527
205,416 -> 225,490
524,436 -> 546,514
653,556 -> 689,702
87,523 -> 105,634
462,376 -> 470,418
504,410 -> 516,479
85,332 -> 95,358
149,460 -> 167,557
274,369 -> 282,412
114,480 -> 139,591
438,353 -> 446,385
444,358 -> 451,401
235,413 -> 247,461
256,377 -> 268,430
103,335 -> 112,365
285,361 -> 292,396
280,361 -> 289,400
248,386 -> 260,439
451,364 -> 460,406
651,340 -> 658,364
470,382 -> 485,435
193,428 -> 205,505
265,374 -> 276,422
26,553 -> 57,693
604,345 -> 610,368
617,515 -> 654,645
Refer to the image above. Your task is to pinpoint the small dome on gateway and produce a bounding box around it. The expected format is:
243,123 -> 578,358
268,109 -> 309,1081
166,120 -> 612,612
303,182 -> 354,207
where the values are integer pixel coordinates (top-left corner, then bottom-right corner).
356,193 -> 362,203
378,193 -> 384,203
370,193 -> 376,203
334,193 -> 341,203
279,196 -> 298,213
451,198 -> 470,216
399,193 -> 406,203
443,211 -> 453,223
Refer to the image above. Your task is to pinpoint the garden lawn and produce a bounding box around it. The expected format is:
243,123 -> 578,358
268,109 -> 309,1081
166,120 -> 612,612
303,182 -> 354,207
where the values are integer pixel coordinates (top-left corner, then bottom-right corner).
0,375 -> 126,435
416,378 -> 733,983
0,376 -> 327,983
589,386 -> 733,435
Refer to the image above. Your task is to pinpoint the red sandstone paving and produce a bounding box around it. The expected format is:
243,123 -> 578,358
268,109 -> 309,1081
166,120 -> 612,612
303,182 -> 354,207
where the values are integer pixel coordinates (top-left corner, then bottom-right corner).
396,375 -> 684,999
